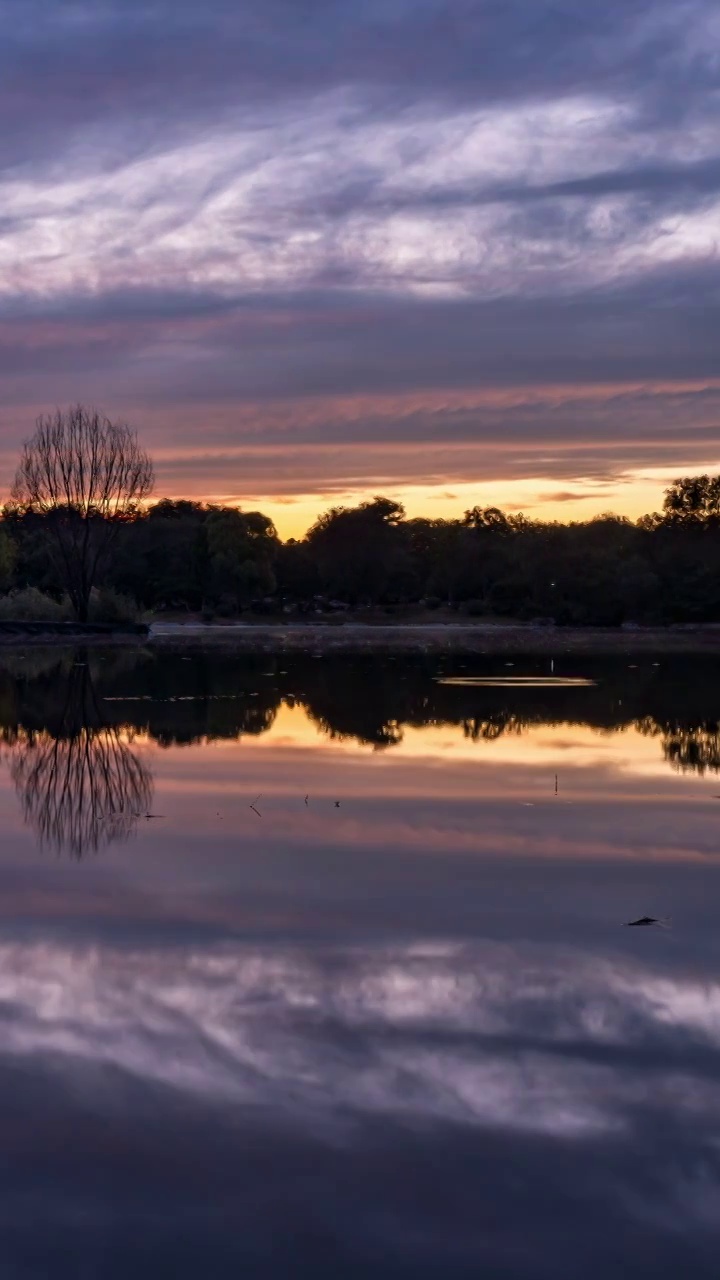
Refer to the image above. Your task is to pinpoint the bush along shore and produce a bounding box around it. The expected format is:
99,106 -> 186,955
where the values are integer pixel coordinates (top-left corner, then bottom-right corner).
10,490 -> 720,630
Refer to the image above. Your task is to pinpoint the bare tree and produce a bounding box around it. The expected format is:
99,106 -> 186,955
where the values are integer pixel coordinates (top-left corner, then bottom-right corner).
10,405 -> 154,620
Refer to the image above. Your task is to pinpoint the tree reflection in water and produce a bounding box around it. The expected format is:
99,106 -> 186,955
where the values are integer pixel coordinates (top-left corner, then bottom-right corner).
636,715 -> 720,775
3,657 -> 152,858
1,650 -> 720,859
10,726 -> 152,858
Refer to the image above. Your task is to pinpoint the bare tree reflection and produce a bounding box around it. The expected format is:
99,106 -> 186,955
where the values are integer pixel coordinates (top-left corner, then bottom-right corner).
5,658 -> 152,858
10,726 -> 152,857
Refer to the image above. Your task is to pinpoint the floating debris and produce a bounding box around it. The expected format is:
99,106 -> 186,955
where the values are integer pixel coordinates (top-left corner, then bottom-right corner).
624,916 -> 671,928
436,676 -> 596,688
104,694 -> 243,702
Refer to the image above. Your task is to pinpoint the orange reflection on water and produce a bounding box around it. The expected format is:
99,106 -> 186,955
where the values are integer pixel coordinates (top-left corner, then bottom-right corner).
163,701 -> 698,786
132,704 -> 719,871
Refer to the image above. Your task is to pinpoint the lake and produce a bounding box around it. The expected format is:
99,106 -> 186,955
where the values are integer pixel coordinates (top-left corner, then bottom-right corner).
1,645 -> 719,1277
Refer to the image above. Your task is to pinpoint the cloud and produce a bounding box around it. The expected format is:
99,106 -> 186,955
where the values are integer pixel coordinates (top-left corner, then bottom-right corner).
538,490 -> 614,504
302,155 -> 720,227
1,255 -> 719,389
1,265 -> 719,498
0,2 -> 714,140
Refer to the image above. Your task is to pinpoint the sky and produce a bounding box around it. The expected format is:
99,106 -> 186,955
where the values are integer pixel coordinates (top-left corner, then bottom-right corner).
0,0 -> 719,538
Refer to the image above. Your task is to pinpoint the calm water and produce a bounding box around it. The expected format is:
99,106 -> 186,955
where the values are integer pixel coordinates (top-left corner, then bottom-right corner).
1,646 -> 720,1276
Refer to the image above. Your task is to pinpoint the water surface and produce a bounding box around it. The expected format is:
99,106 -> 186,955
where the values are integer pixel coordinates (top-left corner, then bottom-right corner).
1,647 -> 719,1276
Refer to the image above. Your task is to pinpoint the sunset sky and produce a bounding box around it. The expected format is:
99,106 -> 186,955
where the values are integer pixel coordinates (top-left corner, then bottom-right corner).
1,0 -> 718,538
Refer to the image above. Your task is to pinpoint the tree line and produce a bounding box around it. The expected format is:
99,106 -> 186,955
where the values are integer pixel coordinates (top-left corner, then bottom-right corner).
3,404 -> 720,625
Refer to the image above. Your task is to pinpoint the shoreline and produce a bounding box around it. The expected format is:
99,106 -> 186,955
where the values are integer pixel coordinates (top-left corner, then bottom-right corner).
145,621 -> 720,654
0,620 -> 719,654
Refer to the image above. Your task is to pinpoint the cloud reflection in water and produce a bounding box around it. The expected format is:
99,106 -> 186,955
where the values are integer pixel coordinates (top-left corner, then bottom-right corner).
0,938 -> 717,1143
0,653 -> 718,1271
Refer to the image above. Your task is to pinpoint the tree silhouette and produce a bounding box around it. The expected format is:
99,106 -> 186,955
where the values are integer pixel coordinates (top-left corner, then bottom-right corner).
660,475 -> 720,528
10,404 -> 153,620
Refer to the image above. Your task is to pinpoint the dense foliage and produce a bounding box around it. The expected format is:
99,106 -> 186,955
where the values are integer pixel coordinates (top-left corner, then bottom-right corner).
3,475 -> 720,625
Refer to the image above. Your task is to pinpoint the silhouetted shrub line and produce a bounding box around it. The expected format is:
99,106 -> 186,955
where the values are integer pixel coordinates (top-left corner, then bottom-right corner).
4,460 -> 720,628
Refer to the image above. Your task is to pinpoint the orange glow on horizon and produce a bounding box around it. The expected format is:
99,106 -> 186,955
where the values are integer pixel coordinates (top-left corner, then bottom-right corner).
146,471 -> 693,540
3,376 -> 719,539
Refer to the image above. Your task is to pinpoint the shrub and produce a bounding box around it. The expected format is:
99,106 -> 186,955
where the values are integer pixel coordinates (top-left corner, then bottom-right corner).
88,588 -> 140,624
215,594 -> 238,619
0,588 -> 72,621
